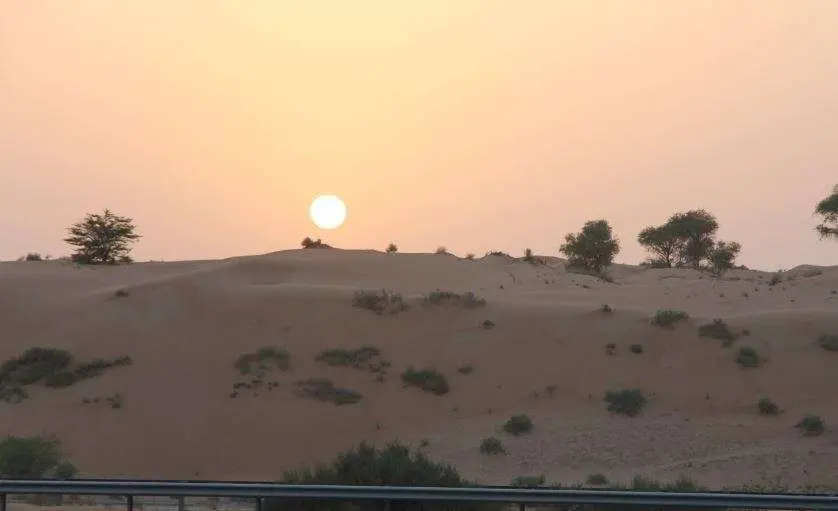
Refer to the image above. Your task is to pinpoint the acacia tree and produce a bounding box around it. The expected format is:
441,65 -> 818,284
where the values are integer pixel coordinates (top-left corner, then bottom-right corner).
815,185 -> 838,240
637,223 -> 683,268
64,209 -> 140,265
560,219 -> 620,274
708,241 -> 742,275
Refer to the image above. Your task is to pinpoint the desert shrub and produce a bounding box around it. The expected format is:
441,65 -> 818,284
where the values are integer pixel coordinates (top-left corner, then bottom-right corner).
817,333 -> 838,351
604,389 -> 647,417
698,318 -> 738,343
815,185 -> 838,239
457,364 -> 474,375
464,253 -> 475,260
401,368 -> 449,395
485,251 -> 509,257
234,347 -> 290,374
386,243 -> 398,253
0,436 -> 76,478
768,272 -> 783,286
64,209 -> 140,265
758,397 -> 780,415
502,414 -> 533,436
523,248 -> 536,263
605,343 -> 617,355
479,437 -> 506,455
708,241 -> 742,275
0,386 -> 28,404
114,288 -> 129,298
482,320 -> 495,329
267,442 -> 493,511
560,219 -> 620,274
315,346 -> 381,368
0,347 -> 73,386
586,473 -> 609,486
353,289 -> 408,315
629,344 -> 644,354
735,346 -> 761,368
294,378 -> 362,405
510,475 -> 546,488
424,291 -> 486,308
301,237 -> 332,249
435,246 -> 449,255
652,309 -> 690,328
24,253 -> 44,261
796,414 -> 825,436
600,304 -> 613,313
629,475 -> 706,492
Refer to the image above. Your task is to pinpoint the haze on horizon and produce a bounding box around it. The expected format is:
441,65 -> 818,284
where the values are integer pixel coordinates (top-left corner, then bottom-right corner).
2,1 -> 837,270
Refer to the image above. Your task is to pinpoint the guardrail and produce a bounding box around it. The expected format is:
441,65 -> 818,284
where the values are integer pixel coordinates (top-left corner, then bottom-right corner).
0,480 -> 836,511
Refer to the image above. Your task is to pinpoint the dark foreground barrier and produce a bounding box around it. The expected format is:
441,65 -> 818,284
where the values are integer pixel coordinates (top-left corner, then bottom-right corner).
0,480 -> 836,511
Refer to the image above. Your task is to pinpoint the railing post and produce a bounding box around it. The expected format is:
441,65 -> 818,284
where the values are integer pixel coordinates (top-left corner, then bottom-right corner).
255,497 -> 263,511
1,493 -> 6,511
126,495 -> 134,511
178,496 -> 186,511
519,503 -> 526,511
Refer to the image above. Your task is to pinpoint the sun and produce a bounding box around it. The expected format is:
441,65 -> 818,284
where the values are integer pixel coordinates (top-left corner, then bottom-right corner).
309,195 -> 347,229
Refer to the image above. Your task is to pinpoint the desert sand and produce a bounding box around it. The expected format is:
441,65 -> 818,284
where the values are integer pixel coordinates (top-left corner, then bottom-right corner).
1,249 -> 836,490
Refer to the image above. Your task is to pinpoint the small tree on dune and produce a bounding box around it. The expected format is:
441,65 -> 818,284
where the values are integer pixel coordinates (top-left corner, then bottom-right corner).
708,240 -> 742,275
668,209 -> 719,269
637,223 -> 684,268
815,185 -> 838,240
64,210 -> 140,265
560,219 -> 620,274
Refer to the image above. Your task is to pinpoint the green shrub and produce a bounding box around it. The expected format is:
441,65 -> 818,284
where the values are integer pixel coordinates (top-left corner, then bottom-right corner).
604,389 -> 647,417
652,309 -> 690,328
629,344 -> 644,354
758,398 -> 780,415
698,318 -> 739,343
401,368 -> 449,395
315,346 -> 381,368
796,414 -> 824,436
586,473 -> 609,486
294,378 -> 362,405
0,348 -> 72,386
502,414 -> 533,436
510,475 -> 546,488
352,289 -> 408,315
479,437 -> 506,455
817,334 -> 838,351
424,291 -> 486,308
234,347 -> 290,374
0,436 -> 76,478
267,442 -> 494,511
735,346 -> 761,368
457,364 -> 474,375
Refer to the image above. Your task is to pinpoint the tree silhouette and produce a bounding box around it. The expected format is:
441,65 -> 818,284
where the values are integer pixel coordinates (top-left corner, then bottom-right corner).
560,219 -> 620,273
815,185 -> 838,240
64,210 -> 140,265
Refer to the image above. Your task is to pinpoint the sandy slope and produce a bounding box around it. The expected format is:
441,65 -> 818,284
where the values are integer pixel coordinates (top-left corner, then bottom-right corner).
0,250 -> 837,489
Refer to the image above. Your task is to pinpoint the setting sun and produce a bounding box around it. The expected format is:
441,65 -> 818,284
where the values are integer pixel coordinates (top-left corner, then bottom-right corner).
309,195 -> 347,229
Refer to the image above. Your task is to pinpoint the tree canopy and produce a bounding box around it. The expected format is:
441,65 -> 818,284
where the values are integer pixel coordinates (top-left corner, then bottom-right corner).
815,185 -> 838,240
638,209 -> 724,269
64,209 -> 140,265
560,219 -> 620,274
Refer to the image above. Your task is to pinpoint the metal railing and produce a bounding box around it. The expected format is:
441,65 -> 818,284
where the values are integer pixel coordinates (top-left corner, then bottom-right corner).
0,480 -> 836,511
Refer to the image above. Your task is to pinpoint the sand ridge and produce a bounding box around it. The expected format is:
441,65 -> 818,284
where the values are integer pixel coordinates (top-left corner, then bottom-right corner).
0,249 -> 836,488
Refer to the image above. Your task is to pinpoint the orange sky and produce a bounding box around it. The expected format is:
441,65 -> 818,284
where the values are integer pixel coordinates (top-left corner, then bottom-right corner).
2,1 -> 837,269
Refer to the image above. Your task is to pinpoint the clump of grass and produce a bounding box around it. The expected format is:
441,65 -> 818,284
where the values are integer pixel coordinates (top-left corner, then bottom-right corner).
629,344 -> 644,354
0,348 -> 72,387
114,289 -> 129,298
106,393 -> 124,409
294,378 -> 362,405
482,319 -> 495,329
502,414 -> 533,436
817,333 -> 838,351
315,346 -> 381,369
586,473 -> 609,486
796,414 -> 824,436
698,318 -> 739,343
486,251 -> 509,257
423,290 -> 486,308
735,346 -> 762,368
768,272 -> 783,286
758,397 -> 780,415
651,309 -> 690,328
604,389 -> 647,417
600,304 -> 613,313
401,367 -> 449,395
479,437 -> 506,455
510,475 -> 546,488
234,347 -> 290,375
457,364 -> 474,375
352,289 -> 408,315
605,343 -> 617,356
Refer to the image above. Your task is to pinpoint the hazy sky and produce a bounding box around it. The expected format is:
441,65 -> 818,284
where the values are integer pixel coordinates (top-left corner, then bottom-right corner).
2,1 -> 837,269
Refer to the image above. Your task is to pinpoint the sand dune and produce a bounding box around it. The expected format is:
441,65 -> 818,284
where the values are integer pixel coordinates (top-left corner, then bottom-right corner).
0,250 -> 836,489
